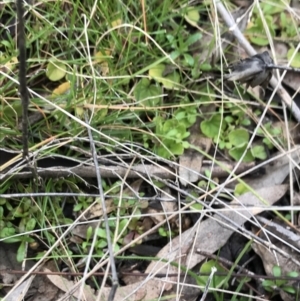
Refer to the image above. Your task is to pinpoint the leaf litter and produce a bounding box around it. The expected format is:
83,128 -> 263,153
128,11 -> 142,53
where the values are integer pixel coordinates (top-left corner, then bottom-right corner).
2,1 -> 300,301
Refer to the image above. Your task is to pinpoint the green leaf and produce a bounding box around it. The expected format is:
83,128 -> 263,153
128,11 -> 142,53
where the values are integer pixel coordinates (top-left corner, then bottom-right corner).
86,226 -> 93,241
190,203 -> 203,211
287,48 -> 300,68
282,286 -> 296,294
97,228 -> 107,239
17,240 -> 26,262
199,63 -> 211,71
3,101 -> 23,117
96,239 -> 108,249
201,114 -> 225,138
186,33 -> 202,47
262,2 -> 286,14
170,50 -> 180,60
182,141 -> 190,148
263,137 -> 274,149
251,145 -> 267,160
163,71 -> 180,89
234,183 -> 250,196
149,64 -> 180,89
170,142 -> 184,155
287,271 -> 299,278
134,78 -> 162,106
26,218 -> 36,232
184,7 -> 200,27
183,53 -> 194,66
149,64 -> 164,79
197,260 -> 227,290
262,279 -> 275,291
228,144 -> 254,162
247,27 -> 270,46
228,129 -> 249,147
73,203 -> 82,212
0,227 -> 16,239
158,227 -> 167,237
241,118 -> 251,126
46,60 -> 67,81
118,219 -> 129,235
273,265 -> 281,277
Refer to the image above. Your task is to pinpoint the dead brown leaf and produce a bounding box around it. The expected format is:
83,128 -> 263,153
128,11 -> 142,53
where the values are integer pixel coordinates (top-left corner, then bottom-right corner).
145,184 -> 288,295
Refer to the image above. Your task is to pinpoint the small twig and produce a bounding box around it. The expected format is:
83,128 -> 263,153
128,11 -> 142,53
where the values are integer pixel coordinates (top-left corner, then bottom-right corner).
16,0 -> 29,158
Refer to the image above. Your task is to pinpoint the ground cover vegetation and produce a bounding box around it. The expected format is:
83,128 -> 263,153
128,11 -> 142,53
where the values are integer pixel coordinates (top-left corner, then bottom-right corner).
1,0 -> 300,300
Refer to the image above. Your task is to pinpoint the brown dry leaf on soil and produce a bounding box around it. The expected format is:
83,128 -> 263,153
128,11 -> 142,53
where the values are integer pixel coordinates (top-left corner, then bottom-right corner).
252,216 -> 300,301
47,267 -> 170,301
144,184 -> 288,299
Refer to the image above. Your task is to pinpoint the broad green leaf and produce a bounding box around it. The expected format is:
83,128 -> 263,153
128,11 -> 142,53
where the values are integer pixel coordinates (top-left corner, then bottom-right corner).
170,142 -> 184,155
262,280 -> 275,292
273,265 -> 281,277
234,183 -> 250,196
229,144 -> 254,162
3,101 -> 23,117
199,63 -> 211,71
149,64 -> 180,89
197,260 -> 227,290
148,64 -> 165,80
134,78 -> 162,106
287,271 -> 299,278
228,129 -> 249,147
251,145 -> 267,160
248,27 -> 270,46
184,7 -> 200,27
46,60 -> 67,81
162,71 -> 180,89
282,286 -> 296,294
183,53 -> 194,66
73,203 -> 82,212
97,228 -> 107,239
201,114 -> 225,138
26,218 -> 36,232
118,219 -> 129,235
96,239 -> 108,249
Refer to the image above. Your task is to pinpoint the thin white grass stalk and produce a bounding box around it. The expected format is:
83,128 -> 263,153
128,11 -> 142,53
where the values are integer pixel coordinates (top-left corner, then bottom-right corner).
200,266 -> 217,301
76,0 -> 98,41
82,14 -> 97,122
83,113 -> 119,301
166,278 -> 267,300
113,161 -> 134,259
